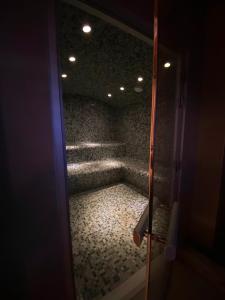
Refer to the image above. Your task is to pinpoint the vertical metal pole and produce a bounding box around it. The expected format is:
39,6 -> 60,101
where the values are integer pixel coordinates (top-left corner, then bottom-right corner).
145,0 -> 159,299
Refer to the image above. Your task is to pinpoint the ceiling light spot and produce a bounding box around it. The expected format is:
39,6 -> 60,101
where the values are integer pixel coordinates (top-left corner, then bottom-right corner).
82,24 -> 92,33
69,56 -> 76,62
61,73 -> 67,78
137,76 -> 143,82
134,86 -> 143,93
120,86 -> 125,91
107,93 -> 112,98
164,62 -> 171,68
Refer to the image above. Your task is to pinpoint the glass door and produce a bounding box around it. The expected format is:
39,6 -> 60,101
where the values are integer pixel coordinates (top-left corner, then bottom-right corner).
133,1 -> 184,298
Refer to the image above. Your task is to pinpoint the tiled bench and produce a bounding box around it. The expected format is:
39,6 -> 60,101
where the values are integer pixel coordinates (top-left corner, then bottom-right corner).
67,159 -> 123,194
67,157 -> 170,200
66,142 -> 126,163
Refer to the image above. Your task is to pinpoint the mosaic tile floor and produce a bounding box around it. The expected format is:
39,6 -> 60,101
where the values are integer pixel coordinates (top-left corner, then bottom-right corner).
69,183 -> 169,300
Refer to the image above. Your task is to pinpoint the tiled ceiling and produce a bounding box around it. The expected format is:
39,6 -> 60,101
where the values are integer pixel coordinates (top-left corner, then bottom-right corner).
59,2 -> 153,107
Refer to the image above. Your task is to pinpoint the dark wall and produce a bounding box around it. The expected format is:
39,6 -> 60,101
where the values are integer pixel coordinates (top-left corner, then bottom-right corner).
180,2 -> 225,253
0,1 -> 75,299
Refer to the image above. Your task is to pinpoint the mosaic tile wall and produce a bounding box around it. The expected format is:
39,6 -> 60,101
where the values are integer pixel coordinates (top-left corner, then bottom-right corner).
63,95 -> 151,162
63,94 -> 116,144
114,101 -> 151,162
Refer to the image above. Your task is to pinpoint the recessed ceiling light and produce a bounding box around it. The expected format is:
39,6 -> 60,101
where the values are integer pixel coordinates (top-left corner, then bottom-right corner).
164,62 -> 171,68
138,76 -> 143,82
107,93 -> 112,98
61,73 -> 67,78
69,56 -> 76,62
82,24 -> 92,33
134,86 -> 143,93
120,86 -> 125,91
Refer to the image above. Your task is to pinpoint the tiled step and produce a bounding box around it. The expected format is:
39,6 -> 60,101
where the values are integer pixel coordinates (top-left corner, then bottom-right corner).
66,142 -> 126,163
67,159 -> 123,193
